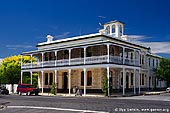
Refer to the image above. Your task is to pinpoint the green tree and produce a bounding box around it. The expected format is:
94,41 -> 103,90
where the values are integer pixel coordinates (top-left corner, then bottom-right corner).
102,73 -> 108,96
155,58 -> 170,87
0,55 -> 35,88
101,70 -> 112,96
22,72 -> 38,88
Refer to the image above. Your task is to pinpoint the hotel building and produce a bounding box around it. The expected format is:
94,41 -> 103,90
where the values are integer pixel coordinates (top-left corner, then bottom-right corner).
21,20 -> 166,96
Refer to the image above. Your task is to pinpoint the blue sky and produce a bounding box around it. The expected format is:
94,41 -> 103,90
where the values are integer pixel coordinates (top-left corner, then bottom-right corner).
0,0 -> 170,58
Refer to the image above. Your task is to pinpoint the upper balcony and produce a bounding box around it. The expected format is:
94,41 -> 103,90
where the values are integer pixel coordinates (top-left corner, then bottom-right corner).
21,55 -> 140,69
21,44 -> 144,69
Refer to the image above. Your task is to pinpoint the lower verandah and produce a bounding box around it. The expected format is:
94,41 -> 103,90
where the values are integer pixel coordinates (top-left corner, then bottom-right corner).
36,67 -> 147,95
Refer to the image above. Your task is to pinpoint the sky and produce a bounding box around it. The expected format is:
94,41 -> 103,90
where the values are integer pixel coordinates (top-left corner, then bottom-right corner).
0,0 -> 170,58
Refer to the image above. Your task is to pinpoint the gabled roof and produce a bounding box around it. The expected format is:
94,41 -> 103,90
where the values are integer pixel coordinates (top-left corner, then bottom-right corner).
36,33 -> 150,50
103,20 -> 125,25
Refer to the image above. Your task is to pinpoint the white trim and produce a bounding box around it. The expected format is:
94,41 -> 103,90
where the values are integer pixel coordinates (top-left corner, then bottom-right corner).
21,63 -> 140,72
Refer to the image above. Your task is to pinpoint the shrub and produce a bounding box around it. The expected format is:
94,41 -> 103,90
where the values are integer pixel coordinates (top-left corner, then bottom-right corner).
50,83 -> 57,95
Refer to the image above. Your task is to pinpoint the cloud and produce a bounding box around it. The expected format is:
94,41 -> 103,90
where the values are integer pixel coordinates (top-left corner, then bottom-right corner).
54,32 -> 70,39
128,35 -> 170,54
143,42 -> 170,54
128,35 -> 151,42
98,16 -> 106,18
6,45 -> 34,50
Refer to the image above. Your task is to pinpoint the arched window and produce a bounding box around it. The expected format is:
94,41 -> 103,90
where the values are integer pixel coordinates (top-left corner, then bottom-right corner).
45,73 -> 48,85
81,71 -> 84,86
131,73 -> 133,85
87,71 -> 92,86
106,26 -> 110,34
112,25 -> 115,34
49,73 -> 53,85
119,25 -> 123,33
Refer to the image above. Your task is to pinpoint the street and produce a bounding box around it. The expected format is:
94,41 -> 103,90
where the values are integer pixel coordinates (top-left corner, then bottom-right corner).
0,93 -> 170,113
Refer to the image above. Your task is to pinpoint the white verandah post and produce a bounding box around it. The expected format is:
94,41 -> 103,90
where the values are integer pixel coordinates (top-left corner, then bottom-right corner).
123,68 -> 125,95
21,71 -> 23,84
107,66 -> 110,96
84,68 -> 86,96
68,69 -> 71,96
41,71 -> 44,95
138,69 -> 141,94
134,69 -> 136,95
30,71 -> 33,85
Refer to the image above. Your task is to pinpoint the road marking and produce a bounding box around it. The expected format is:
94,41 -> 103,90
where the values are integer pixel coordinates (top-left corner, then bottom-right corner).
7,106 -> 109,113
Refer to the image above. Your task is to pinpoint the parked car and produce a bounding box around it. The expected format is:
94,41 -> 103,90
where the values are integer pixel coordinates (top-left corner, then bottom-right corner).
17,84 -> 39,96
166,87 -> 170,93
0,86 -> 9,95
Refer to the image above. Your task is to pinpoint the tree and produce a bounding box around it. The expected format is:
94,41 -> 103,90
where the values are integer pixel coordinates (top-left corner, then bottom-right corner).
102,73 -> 108,96
101,70 -> 112,96
155,58 -> 170,87
0,55 -> 35,88
22,72 -> 38,88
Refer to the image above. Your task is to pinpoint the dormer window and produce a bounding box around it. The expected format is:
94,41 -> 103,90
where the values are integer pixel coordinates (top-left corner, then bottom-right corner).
101,20 -> 125,38
112,25 -> 115,34
106,26 -> 110,34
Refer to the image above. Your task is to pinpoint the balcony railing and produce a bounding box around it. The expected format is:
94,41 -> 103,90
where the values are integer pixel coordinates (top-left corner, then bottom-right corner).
86,55 -> 108,64
21,55 -> 140,69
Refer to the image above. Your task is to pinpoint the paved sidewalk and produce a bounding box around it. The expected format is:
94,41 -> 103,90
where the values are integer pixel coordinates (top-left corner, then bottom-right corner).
39,90 -> 167,98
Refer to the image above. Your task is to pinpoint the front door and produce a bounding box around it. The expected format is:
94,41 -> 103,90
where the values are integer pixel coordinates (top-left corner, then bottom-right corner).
63,72 -> 68,90
126,73 -> 129,89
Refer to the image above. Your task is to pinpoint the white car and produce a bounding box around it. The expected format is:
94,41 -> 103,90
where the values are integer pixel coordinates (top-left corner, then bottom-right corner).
166,87 -> 170,93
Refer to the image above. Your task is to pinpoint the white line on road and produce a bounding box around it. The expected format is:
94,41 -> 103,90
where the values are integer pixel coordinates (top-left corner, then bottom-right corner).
7,106 -> 109,113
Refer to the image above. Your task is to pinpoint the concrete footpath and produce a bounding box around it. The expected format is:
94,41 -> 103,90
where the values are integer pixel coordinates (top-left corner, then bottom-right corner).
39,90 -> 167,98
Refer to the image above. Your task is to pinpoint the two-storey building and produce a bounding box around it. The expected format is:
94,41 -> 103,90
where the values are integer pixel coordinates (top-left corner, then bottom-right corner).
21,20 -> 166,96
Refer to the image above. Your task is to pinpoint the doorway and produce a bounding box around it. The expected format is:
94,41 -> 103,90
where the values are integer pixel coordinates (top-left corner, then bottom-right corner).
126,72 -> 129,89
63,72 -> 68,90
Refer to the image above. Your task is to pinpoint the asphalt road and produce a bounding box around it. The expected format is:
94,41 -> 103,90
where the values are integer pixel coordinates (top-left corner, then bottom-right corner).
0,93 -> 170,113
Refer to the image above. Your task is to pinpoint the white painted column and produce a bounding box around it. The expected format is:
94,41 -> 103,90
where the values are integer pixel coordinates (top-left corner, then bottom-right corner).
84,47 -> 86,64
68,69 -> 71,96
133,50 -> 136,66
107,44 -> 110,63
41,52 -> 44,67
123,68 -> 125,95
21,71 -> 23,84
109,25 -> 112,35
138,51 -> 141,66
55,70 -> 57,84
41,71 -> 44,95
107,66 -> 110,96
55,51 -> 57,67
121,25 -> 124,36
138,69 -> 141,94
84,68 -> 87,96
21,55 -> 23,69
69,49 -> 71,65
31,54 -> 33,68
30,71 -> 33,85
133,69 -> 136,95
122,47 -> 125,64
